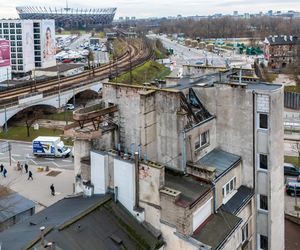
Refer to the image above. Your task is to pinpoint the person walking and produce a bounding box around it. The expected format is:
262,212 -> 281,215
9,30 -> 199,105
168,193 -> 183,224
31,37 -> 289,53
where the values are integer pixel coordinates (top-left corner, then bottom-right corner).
24,163 -> 28,173
50,184 -> 55,196
17,161 -> 21,171
0,164 -> 3,173
3,168 -> 7,178
28,170 -> 33,180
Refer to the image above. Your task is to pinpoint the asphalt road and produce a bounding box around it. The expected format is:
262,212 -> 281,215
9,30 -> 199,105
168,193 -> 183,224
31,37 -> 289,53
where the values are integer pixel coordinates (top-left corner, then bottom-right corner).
150,34 -> 253,69
0,141 -> 74,170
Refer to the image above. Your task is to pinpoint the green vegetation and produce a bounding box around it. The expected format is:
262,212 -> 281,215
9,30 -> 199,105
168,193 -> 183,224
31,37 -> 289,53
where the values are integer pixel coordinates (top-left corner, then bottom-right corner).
264,72 -> 278,83
114,60 -> 171,84
0,127 -> 73,146
285,85 -> 300,93
112,39 -> 127,58
45,111 -> 73,122
284,155 -> 300,168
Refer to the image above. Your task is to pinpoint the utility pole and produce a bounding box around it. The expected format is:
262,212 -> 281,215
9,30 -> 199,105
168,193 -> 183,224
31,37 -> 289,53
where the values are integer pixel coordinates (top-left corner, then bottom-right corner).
6,68 -> 9,88
129,46 -> 133,84
4,105 -> 8,133
56,63 -> 61,108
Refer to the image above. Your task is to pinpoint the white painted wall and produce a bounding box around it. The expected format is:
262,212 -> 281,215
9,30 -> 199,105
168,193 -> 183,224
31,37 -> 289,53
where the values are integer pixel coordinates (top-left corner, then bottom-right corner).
192,198 -> 212,231
0,66 -> 11,82
113,159 -> 135,213
91,151 -> 107,194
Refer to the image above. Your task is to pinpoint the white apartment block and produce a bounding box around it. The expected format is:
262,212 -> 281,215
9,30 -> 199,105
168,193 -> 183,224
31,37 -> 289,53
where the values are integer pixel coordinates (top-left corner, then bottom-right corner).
0,19 -> 56,74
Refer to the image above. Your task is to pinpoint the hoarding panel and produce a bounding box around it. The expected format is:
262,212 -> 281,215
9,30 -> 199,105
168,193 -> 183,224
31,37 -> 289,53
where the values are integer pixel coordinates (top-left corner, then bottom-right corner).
22,20 -> 35,72
0,40 -> 10,67
41,20 -> 56,68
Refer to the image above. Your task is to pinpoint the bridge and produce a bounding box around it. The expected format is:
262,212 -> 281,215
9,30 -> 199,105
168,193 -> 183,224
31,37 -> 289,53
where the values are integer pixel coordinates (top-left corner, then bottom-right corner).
0,37 -> 154,129
0,79 -> 103,128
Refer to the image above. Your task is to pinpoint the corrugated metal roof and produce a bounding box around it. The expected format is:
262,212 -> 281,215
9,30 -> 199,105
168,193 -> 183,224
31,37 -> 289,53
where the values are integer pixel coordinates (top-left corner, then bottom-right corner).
197,148 -> 241,179
221,186 -> 254,215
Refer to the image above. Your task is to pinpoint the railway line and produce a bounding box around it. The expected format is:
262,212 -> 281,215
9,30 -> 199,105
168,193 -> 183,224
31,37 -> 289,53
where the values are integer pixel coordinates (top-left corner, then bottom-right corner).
0,38 -> 154,107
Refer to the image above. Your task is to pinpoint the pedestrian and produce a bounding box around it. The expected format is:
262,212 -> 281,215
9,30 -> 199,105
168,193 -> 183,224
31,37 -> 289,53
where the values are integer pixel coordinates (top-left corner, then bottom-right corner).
0,164 -> 3,173
28,170 -> 33,180
3,168 -> 7,178
24,163 -> 28,173
50,184 -> 55,196
17,161 -> 21,171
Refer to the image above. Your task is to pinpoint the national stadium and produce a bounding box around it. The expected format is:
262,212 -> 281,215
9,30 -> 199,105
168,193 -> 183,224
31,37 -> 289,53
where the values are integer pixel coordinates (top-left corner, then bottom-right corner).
16,6 -> 117,29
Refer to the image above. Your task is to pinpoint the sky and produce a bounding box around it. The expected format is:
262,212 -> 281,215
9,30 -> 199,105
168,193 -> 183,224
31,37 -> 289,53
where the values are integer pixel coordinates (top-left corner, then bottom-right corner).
1,0 -> 300,19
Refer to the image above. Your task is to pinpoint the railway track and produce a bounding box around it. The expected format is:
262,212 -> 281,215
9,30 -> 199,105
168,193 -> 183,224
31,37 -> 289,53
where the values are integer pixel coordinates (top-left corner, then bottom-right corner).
0,38 -> 154,108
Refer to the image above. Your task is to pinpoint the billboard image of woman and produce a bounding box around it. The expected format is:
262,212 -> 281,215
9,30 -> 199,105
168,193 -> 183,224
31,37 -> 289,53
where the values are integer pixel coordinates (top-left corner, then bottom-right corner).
43,26 -> 55,61
0,40 -> 10,67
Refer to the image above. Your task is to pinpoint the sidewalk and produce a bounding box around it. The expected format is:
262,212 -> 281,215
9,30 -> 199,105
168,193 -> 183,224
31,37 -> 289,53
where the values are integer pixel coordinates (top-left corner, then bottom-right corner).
0,162 -> 74,212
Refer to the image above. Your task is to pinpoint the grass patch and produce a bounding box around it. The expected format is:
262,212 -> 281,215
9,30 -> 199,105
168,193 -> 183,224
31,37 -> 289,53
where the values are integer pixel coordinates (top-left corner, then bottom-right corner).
45,111 -> 73,122
284,155 -> 300,168
114,60 -> 171,84
285,85 -> 300,93
265,72 -> 278,83
0,126 -> 73,146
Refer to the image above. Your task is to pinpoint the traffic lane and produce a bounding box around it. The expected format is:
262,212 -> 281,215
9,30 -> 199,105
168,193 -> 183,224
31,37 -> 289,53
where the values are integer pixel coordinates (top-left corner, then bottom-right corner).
285,219 -> 300,250
0,141 -> 74,170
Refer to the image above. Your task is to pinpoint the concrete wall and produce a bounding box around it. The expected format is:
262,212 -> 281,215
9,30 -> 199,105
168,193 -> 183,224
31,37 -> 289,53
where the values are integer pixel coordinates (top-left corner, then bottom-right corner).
267,88 -> 284,250
195,85 -> 254,188
185,119 -> 216,163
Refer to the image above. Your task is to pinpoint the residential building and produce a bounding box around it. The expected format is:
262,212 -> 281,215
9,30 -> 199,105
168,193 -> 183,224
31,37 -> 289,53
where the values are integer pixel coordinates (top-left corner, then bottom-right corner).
69,69 -> 284,249
0,19 -> 55,75
263,35 -> 298,69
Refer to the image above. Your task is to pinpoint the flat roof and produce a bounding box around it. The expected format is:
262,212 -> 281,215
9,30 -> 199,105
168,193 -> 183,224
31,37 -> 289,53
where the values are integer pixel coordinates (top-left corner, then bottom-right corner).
0,193 -> 35,223
221,185 -> 254,215
35,63 -> 84,73
192,209 -> 242,249
164,170 -> 211,208
197,149 -> 241,180
0,195 -> 163,250
246,82 -> 282,91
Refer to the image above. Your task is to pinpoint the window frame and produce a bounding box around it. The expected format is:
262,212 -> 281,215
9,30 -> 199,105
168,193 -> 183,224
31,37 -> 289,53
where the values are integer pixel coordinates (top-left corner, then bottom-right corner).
259,234 -> 268,250
242,223 -> 249,243
222,177 -> 237,198
194,130 -> 210,151
258,154 -> 268,170
258,113 -> 268,130
258,194 -> 268,211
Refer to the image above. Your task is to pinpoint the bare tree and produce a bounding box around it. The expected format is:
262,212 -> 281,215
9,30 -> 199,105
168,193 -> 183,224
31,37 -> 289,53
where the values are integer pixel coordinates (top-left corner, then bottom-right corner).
292,142 -> 300,165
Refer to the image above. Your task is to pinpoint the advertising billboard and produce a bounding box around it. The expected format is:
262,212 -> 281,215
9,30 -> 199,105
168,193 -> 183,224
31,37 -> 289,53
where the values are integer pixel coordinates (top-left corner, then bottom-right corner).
22,20 -> 35,72
0,39 -> 10,67
41,20 -> 56,68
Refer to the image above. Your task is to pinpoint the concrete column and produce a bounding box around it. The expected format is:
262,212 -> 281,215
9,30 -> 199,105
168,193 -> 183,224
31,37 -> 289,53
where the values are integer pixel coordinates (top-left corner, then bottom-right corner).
74,139 -> 92,193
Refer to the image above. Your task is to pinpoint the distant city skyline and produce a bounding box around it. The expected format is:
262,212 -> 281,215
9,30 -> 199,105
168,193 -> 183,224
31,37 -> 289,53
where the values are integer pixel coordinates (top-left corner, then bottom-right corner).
1,0 -> 300,19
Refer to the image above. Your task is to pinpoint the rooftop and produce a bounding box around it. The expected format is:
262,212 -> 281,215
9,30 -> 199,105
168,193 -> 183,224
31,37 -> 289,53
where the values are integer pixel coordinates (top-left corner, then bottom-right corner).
246,82 -> 282,91
0,195 -> 163,250
164,169 -> 211,208
196,148 -> 241,180
0,192 -> 35,223
221,186 -> 254,215
192,209 -> 242,250
265,35 -> 298,45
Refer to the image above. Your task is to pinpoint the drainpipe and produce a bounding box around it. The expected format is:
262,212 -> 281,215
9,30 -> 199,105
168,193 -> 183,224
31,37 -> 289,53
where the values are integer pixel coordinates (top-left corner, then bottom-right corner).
212,180 -> 217,213
181,130 -> 187,173
134,152 -> 139,209
252,90 -> 256,190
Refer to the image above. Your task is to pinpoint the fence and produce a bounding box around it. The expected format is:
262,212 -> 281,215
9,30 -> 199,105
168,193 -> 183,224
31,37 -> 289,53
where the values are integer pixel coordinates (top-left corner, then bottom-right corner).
284,91 -> 300,110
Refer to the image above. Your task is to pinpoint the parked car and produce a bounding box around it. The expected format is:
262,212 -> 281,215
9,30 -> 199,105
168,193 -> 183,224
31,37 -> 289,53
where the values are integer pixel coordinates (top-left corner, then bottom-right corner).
284,163 -> 300,176
65,104 -> 75,110
286,182 -> 300,196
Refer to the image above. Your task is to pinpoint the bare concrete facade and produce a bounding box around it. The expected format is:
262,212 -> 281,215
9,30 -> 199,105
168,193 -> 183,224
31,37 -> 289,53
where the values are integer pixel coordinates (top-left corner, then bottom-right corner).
72,77 -> 284,250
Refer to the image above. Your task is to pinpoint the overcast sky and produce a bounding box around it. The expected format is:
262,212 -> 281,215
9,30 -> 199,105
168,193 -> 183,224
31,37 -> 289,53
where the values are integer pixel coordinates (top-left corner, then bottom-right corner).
1,0 -> 300,18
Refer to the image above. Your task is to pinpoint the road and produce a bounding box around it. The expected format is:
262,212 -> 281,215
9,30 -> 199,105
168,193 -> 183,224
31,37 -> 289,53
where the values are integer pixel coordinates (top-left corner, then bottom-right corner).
285,219 -> 300,250
150,34 -> 253,69
0,141 -> 74,170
